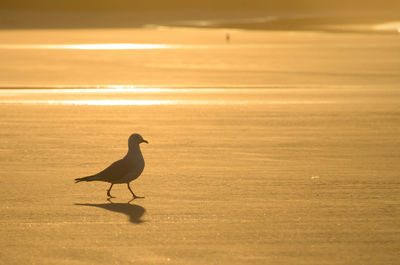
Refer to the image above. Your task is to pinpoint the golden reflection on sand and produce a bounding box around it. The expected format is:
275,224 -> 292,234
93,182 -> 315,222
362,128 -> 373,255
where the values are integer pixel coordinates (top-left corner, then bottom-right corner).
0,87 -> 270,95
0,87 -> 340,105
50,100 -> 170,105
0,100 -> 171,106
0,43 -> 172,50
0,87 -> 236,94
0,99 -> 336,106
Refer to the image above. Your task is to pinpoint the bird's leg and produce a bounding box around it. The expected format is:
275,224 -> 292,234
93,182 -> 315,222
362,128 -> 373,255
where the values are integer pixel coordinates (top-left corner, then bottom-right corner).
127,183 -> 144,199
107,183 -> 115,198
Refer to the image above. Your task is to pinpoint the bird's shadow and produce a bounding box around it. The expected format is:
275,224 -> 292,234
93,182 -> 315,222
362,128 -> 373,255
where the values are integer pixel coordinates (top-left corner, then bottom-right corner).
75,199 -> 146,224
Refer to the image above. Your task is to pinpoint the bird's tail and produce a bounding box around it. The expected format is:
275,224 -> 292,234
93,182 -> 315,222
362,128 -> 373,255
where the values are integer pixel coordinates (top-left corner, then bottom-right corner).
74,175 -> 98,183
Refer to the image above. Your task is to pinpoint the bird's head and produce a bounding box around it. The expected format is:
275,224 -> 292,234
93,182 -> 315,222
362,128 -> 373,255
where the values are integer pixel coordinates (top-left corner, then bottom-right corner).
128,133 -> 148,146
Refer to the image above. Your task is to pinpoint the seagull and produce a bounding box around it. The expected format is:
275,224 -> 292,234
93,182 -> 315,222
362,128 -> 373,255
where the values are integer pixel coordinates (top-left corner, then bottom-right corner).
75,133 -> 148,199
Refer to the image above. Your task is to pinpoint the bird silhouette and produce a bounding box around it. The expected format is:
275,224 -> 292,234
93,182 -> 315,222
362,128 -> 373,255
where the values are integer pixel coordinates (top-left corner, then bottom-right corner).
75,133 -> 148,199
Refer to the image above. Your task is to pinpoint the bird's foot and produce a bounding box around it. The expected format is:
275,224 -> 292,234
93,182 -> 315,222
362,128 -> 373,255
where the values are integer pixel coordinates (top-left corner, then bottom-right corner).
132,195 -> 145,200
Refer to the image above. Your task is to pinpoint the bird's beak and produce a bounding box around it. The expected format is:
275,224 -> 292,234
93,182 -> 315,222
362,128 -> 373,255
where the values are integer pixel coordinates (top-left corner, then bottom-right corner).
142,139 -> 149,144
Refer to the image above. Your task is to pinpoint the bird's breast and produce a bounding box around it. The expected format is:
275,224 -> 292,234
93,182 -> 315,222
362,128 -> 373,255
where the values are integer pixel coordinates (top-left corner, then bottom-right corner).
123,153 -> 145,182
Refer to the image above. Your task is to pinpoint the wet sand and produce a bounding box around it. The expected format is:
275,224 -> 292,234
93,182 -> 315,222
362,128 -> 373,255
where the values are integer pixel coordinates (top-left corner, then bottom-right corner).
1,86 -> 399,265
1,28 -> 400,88
0,27 -> 400,264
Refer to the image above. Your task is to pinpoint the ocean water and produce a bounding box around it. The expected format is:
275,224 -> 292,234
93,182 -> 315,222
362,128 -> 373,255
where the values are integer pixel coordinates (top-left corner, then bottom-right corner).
0,27 -> 399,265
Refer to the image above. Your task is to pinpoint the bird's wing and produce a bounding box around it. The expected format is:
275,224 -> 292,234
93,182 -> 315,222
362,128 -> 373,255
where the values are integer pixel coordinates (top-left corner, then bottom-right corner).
92,158 -> 133,182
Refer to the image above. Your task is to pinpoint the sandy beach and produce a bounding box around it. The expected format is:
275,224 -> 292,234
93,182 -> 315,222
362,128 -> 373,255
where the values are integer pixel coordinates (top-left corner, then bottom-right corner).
0,27 -> 399,264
